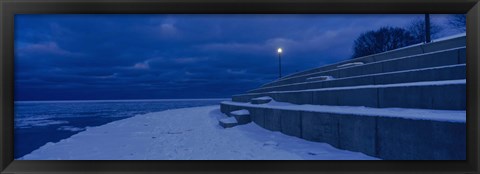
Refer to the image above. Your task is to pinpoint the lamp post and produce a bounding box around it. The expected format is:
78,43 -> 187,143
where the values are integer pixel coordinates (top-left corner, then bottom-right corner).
277,48 -> 282,79
425,14 -> 431,43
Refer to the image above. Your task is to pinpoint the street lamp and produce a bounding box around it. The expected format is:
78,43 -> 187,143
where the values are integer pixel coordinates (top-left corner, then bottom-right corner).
425,14 -> 431,43
277,48 -> 282,79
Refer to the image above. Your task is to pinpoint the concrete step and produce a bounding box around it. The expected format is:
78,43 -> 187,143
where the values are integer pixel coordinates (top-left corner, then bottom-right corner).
233,80 -> 466,110
250,96 -> 273,104
230,109 -> 252,124
249,64 -> 465,93
262,47 -> 465,88
220,101 -> 466,160
278,35 -> 465,82
218,117 -> 239,128
218,110 -> 252,128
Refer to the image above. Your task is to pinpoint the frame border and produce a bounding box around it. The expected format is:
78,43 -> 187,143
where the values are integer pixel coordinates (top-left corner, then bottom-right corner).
1,0 -> 479,173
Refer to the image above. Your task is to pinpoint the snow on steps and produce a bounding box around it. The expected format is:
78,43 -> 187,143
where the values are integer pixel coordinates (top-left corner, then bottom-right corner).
226,35 -> 467,160
251,96 -> 273,104
221,100 -> 465,123
249,64 -> 465,94
306,75 -> 334,81
235,79 -> 466,110
230,109 -> 250,115
218,117 -> 238,128
274,33 -> 465,84
220,100 -> 466,160
262,46 -> 465,88
337,62 -> 364,68
218,109 -> 252,128
230,109 -> 251,124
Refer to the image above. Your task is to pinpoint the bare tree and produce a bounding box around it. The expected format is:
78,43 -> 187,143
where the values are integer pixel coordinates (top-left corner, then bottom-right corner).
448,14 -> 466,32
407,18 -> 442,44
352,27 -> 416,58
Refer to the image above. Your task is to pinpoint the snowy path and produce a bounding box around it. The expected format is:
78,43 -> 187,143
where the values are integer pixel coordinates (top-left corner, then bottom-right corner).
20,105 -> 378,160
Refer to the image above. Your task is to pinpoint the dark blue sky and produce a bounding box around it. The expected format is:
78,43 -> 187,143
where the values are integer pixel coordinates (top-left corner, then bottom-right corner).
14,14 -> 462,101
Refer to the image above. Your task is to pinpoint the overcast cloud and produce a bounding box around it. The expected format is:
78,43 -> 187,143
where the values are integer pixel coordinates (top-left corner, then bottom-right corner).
14,14 -> 462,101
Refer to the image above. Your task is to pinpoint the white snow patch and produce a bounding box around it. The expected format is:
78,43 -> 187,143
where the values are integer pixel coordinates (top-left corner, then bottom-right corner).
57,126 -> 86,132
263,141 -> 279,147
220,117 -> 238,124
433,33 -> 466,42
221,101 -> 465,123
252,96 -> 272,100
244,79 -> 465,96
306,76 -> 334,81
231,109 -> 249,115
297,79 -> 465,92
19,105 -> 378,160
16,118 -> 68,129
337,62 -> 364,68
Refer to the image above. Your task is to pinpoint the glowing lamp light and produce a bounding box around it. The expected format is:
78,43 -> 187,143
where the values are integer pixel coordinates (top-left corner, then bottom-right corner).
277,48 -> 282,79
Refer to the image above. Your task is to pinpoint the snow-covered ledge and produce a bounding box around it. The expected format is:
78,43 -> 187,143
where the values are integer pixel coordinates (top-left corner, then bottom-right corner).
220,100 -> 466,160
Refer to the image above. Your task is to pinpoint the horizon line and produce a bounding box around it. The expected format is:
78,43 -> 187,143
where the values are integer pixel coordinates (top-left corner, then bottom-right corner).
15,98 -> 231,103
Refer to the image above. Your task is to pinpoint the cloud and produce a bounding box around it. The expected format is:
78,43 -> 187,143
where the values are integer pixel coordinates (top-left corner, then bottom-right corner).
133,62 -> 150,69
130,56 -> 211,71
197,27 -> 356,59
198,42 -> 265,53
173,57 -> 211,64
93,73 -> 118,79
159,23 -> 177,34
14,14 -> 463,101
138,22 -> 181,39
226,69 -> 246,75
17,41 -> 82,57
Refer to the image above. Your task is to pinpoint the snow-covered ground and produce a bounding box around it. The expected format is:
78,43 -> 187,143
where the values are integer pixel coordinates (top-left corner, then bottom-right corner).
20,105 -> 378,160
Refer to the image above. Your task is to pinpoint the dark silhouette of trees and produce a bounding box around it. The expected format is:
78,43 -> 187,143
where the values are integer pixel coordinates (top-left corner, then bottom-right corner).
448,14 -> 466,32
407,18 -> 442,44
351,27 -> 416,58
351,17 -> 446,59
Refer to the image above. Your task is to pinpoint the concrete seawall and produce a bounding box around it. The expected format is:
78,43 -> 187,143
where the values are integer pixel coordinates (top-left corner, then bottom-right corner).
276,35 -> 466,83
220,102 -> 466,160
250,64 -> 466,93
223,35 -> 466,160
262,47 -> 465,88
234,82 -> 466,110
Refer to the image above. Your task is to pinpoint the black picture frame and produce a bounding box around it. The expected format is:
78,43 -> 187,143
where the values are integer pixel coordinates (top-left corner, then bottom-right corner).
1,0 -> 479,173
